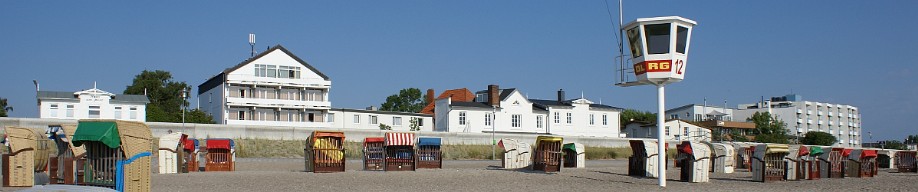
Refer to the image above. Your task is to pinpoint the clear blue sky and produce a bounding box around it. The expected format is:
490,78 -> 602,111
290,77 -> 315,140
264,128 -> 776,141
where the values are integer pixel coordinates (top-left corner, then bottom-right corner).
1,1 -> 916,141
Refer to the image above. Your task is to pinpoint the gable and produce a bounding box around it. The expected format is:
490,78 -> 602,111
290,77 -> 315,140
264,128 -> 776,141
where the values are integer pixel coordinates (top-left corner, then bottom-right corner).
226,45 -> 328,80
501,90 -> 531,107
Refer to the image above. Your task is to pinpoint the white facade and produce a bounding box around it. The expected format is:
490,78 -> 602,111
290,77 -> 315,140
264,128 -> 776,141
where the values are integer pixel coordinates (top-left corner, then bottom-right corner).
666,104 -> 734,122
623,119 -> 712,142
327,108 -> 433,132
38,87 -> 148,122
734,94 -> 862,147
198,45 -> 331,128
435,88 -> 621,137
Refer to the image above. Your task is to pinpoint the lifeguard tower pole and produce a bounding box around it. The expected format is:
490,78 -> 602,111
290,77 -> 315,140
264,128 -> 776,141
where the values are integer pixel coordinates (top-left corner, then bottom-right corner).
616,16 -> 697,187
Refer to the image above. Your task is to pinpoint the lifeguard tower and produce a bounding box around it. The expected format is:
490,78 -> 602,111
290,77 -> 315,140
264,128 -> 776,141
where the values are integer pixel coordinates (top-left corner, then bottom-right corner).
615,16 -> 697,187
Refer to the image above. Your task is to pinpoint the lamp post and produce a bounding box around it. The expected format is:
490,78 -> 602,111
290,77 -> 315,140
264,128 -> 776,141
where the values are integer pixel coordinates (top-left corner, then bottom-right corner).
182,88 -> 188,133
33,80 -> 40,117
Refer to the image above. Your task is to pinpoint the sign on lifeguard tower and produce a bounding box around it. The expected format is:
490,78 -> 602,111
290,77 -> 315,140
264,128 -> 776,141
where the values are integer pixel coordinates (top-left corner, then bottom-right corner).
618,16 -> 696,86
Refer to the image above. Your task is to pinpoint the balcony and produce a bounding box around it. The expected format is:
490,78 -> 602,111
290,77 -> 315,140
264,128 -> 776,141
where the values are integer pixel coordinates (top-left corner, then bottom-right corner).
807,120 -> 813,124
818,111 -> 824,116
226,97 -> 331,109
226,74 -> 331,89
828,112 -> 834,116
829,130 -> 834,134
226,119 -> 330,128
797,119 -> 803,124
807,110 -> 812,115
797,109 -> 803,114
818,120 -> 824,125
828,121 -> 833,126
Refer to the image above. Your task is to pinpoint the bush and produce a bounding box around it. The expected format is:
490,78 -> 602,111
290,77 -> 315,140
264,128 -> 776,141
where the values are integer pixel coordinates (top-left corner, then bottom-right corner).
800,131 -> 836,146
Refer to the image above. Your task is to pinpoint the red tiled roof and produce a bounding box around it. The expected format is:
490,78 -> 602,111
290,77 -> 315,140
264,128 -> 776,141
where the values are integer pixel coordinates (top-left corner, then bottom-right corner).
420,88 -> 475,115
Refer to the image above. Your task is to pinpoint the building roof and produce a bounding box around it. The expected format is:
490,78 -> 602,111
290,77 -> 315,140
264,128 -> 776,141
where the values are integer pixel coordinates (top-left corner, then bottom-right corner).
450,101 -> 493,109
198,45 -> 328,95
697,120 -> 756,129
474,88 -> 516,101
37,91 -> 150,104
330,108 -> 432,117
665,103 -> 735,113
420,88 -> 475,115
530,99 -> 623,111
627,119 -> 713,130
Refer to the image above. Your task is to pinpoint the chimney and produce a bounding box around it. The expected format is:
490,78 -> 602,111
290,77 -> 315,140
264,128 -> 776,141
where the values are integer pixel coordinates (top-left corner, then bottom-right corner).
557,89 -> 565,102
426,89 -> 435,104
488,85 -> 499,107
366,106 -> 377,111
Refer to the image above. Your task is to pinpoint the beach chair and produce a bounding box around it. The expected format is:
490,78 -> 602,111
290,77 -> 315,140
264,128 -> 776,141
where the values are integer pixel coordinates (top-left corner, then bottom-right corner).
363,137 -> 385,171
562,143 -> 585,168
751,144 -> 788,182
628,140 -> 660,178
2,127 -> 51,187
71,120 -> 153,192
416,137 -> 442,169
384,133 -> 416,171
204,139 -> 235,172
678,141 -> 710,183
305,131 -> 346,173
157,132 -> 186,174
533,136 -> 562,172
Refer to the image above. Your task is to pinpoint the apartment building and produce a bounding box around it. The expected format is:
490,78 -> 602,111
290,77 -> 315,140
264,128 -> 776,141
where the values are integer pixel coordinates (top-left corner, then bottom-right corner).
198,45 -> 331,127
733,94 -> 862,147
327,107 -> 433,131
623,119 -> 712,142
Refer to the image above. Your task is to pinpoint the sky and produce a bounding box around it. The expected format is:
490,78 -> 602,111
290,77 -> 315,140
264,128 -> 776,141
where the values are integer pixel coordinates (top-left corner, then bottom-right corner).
1,1 -> 916,141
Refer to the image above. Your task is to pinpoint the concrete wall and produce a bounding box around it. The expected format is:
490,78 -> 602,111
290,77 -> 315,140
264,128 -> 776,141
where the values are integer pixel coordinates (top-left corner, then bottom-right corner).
0,117 -> 641,148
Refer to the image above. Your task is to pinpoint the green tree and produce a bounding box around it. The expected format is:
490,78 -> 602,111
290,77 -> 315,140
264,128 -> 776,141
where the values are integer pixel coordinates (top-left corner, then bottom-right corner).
906,135 -> 918,144
882,140 -> 907,150
748,112 -> 789,143
380,88 -> 428,113
800,131 -> 836,146
729,130 -> 749,142
185,109 -> 216,124
0,97 -> 11,117
409,118 -> 421,131
124,70 -> 214,123
379,123 -> 392,130
620,109 -> 656,126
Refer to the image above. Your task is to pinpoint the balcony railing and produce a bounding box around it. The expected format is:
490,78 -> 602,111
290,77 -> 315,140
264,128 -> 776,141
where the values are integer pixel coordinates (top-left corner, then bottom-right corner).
226,97 -> 331,109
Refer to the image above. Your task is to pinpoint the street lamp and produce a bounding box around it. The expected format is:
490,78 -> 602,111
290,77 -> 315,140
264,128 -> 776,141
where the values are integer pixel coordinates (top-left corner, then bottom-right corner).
181,88 -> 188,132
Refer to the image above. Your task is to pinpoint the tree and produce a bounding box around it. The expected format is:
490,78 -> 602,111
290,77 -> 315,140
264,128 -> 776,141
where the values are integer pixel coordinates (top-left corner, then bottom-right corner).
124,70 -> 214,123
620,109 -> 656,126
185,109 -> 216,124
748,112 -> 789,143
379,123 -> 392,130
882,140 -> 907,150
0,97 -> 11,117
380,88 -> 428,113
800,131 -> 836,146
906,135 -> 918,144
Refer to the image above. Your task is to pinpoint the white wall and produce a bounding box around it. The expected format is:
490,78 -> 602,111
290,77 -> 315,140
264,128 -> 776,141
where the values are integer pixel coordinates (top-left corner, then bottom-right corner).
547,99 -> 620,137
39,93 -> 146,122
623,120 -> 711,142
328,109 -> 433,132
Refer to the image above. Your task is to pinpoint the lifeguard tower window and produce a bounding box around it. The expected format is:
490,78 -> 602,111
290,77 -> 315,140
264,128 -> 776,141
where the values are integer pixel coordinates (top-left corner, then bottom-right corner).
676,26 -> 689,54
627,27 -> 643,58
644,23 -> 671,54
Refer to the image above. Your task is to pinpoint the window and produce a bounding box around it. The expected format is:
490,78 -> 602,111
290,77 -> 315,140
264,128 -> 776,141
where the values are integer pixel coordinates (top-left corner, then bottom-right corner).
255,64 -> 270,77
209,93 -> 213,103
675,26 -> 689,54
602,114 -> 608,125
393,117 -> 402,126
267,65 -> 277,78
684,127 -> 690,137
415,117 -> 424,126
239,89 -> 246,98
274,111 -> 280,121
88,106 -> 101,118
49,104 -> 59,117
589,114 -> 595,125
485,113 -> 492,126
308,113 -> 315,122
353,115 -> 360,124
66,105 -> 75,118
665,126 -> 670,136
238,111 -> 246,120
114,106 -> 122,119
695,114 -> 702,121
278,66 -> 301,79
129,107 -> 137,119
537,115 -> 543,128
566,113 -> 572,124
328,113 -> 335,122
287,111 -> 294,122
512,114 -> 521,128
370,115 -> 378,124
626,26 -> 644,58
459,112 -> 466,125
554,112 -> 560,124
645,23 -> 671,54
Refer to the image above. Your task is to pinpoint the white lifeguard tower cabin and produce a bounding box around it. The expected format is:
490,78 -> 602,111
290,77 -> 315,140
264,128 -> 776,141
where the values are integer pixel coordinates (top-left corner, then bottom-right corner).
618,16 -> 697,86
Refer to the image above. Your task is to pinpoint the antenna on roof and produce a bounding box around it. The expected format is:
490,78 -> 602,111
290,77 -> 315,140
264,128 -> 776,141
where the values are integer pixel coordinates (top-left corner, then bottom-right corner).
249,33 -> 256,57
93,81 -> 97,89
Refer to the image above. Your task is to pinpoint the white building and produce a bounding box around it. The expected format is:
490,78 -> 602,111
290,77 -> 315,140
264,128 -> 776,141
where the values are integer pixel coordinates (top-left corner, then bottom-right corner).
37,86 -> 149,122
666,104 -> 735,122
733,94 -> 862,147
327,108 -> 433,132
198,45 -> 332,128
434,85 -> 622,137
623,119 -> 712,142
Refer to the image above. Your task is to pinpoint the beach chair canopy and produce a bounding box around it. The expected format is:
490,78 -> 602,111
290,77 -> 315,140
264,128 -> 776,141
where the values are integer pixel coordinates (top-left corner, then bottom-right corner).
563,143 -> 583,153
765,144 -> 789,154
71,121 -> 121,148
159,132 -> 185,150
862,150 -> 877,158
536,136 -> 563,144
417,137 -> 442,146
207,139 -> 235,150
312,131 -> 345,139
364,137 -> 385,146
184,138 -> 198,151
798,146 -> 810,156
841,148 -> 853,157
384,132 -> 415,146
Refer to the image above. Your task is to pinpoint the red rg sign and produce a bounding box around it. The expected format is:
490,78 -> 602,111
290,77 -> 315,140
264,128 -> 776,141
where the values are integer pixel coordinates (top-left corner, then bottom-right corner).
633,60 -> 672,75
